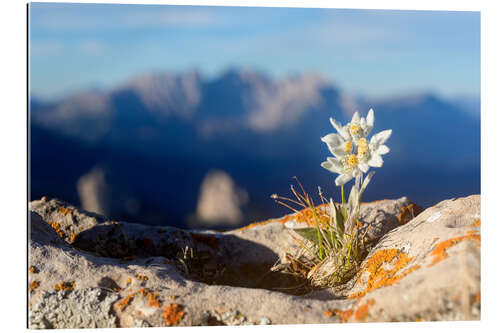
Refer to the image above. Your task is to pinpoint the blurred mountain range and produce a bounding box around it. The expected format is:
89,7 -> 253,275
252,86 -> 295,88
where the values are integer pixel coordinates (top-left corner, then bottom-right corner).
29,68 -> 480,228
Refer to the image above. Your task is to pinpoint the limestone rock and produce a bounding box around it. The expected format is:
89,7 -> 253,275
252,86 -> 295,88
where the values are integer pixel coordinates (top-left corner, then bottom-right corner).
29,197 -> 108,244
29,288 -> 119,329
28,195 -> 480,328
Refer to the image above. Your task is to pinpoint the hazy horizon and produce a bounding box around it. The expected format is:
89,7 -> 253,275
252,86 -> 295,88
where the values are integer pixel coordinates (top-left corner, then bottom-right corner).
29,3 -> 480,100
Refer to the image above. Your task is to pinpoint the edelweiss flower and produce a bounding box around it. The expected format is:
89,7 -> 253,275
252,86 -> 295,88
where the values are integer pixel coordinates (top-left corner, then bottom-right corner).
321,155 -> 363,186
358,129 -> 392,171
329,109 -> 374,144
321,108 -> 391,186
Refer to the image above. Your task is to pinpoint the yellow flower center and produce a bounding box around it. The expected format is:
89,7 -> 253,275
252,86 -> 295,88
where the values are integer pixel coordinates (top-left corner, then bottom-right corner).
357,138 -> 369,155
347,154 -> 359,167
350,124 -> 361,135
344,141 -> 353,153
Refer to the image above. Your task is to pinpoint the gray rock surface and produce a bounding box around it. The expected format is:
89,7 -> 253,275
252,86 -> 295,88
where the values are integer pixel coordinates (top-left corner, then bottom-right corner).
28,195 -> 480,328
29,288 -> 119,329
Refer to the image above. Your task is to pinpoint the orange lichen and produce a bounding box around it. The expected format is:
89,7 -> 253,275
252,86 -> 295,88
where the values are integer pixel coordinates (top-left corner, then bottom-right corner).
163,303 -> 185,326
49,222 -> 64,238
323,310 -> 334,318
137,288 -> 161,308
29,265 -> 36,274
469,219 -> 480,227
29,281 -> 40,293
334,308 -> 354,322
295,206 -> 330,228
168,295 -> 177,300
332,299 -> 375,322
126,278 -> 132,285
136,274 -> 148,281
59,207 -> 73,216
70,234 -> 77,243
475,293 -> 481,303
236,219 -> 274,231
354,299 -> 375,321
54,281 -> 75,291
117,294 -> 135,311
428,233 -> 481,267
348,249 -> 420,299
137,310 -> 142,316
398,203 -> 424,225
147,292 -> 161,308
238,203 -> 330,231
238,199 -> 413,231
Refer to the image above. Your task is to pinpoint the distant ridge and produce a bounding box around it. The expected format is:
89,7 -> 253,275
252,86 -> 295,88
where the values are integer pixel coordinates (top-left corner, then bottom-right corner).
29,68 -> 480,227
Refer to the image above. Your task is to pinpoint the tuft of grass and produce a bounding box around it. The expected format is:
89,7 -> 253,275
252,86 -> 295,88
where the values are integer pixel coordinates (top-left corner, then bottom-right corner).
272,174 -> 374,287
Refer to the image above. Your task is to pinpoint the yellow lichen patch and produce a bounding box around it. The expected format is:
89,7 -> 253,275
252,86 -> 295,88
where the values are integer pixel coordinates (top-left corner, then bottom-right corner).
117,294 -> 135,311
69,234 -> 77,243
49,222 -> 64,238
348,249 -> 420,299
397,203 -> 424,225
354,299 -> 375,321
29,281 -> 40,293
29,265 -> 36,274
59,207 -> 73,216
163,303 -> 185,326
54,281 -> 75,292
428,233 -> 481,267
126,278 -> 132,285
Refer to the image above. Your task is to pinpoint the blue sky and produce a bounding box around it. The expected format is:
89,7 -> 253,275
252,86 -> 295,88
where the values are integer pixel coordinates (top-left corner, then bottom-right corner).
29,3 -> 480,100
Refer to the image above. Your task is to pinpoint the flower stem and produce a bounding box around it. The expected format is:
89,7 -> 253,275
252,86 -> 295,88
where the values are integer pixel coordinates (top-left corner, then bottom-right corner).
341,184 -> 346,218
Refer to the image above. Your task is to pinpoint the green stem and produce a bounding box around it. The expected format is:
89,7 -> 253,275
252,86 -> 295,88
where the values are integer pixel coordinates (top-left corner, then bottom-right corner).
341,184 -> 346,218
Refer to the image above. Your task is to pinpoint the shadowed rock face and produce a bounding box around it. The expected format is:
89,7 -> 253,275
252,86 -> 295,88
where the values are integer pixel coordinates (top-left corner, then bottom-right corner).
28,195 -> 480,328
